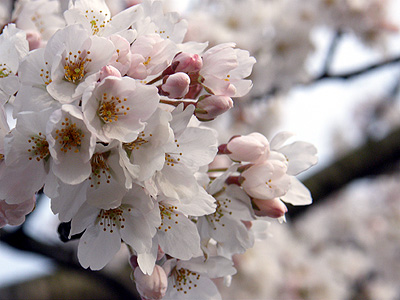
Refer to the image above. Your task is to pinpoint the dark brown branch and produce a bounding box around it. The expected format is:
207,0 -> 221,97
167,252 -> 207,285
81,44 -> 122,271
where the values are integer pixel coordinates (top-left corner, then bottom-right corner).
312,54 -> 400,81
0,227 -> 140,300
287,126 -> 400,219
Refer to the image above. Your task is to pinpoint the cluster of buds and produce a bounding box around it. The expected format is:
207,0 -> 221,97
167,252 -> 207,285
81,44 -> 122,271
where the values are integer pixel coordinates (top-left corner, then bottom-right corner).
0,0 -> 316,299
219,132 -> 318,221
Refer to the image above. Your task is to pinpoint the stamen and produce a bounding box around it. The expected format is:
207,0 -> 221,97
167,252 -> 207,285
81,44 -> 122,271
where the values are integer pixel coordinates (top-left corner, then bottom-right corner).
64,50 -> 91,83
55,121 -> 83,153
27,134 -> 50,161
97,208 -> 125,233
97,95 -> 130,124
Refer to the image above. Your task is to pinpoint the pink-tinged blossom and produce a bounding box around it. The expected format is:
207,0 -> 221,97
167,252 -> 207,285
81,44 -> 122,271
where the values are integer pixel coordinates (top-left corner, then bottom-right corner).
160,72 -> 190,99
0,24 -> 29,104
44,24 -> 115,103
108,35 -> 132,75
198,184 -> 255,258
0,109 -> 53,204
134,0 -> 188,43
64,0 -> 143,38
200,43 -> 255,97
46,105 -> 96,185
270,131 -> 318,176
152,105 -> 218,203
163,256 -> 236,300
134,264 -> 168,300
70,184 -> 160,270
195,95 -> 233,121
0,196 -> 35,228
128,34 -> 177,80
13,48 -> 61,116
225,132 -> 270,163
51,142 -> 128,222
82,76 -> 159,143
14,0 -> 65,42
120,108 -> 174,186
241,153 -> 291,200
270,132 -> 317,205
137,191 -> 211,275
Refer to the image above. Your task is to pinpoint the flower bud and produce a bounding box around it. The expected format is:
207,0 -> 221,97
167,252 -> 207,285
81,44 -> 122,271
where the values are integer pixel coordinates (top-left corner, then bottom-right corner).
99,65 -> 122,81
252,198 -> 287,218
160,72 -> 190,99
172,52 -> 203,73
26,31 -> 42,50
195,95 -> 233,121
226,132 -> 270,163
134,265 -> 168,300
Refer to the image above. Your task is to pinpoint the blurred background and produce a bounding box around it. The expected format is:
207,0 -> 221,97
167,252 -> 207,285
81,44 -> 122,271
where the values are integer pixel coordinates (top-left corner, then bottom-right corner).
1,0 -> 400,299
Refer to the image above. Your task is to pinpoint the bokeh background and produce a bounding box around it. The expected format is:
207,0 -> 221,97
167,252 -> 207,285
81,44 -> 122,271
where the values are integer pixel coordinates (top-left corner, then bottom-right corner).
1,0 -> 400,299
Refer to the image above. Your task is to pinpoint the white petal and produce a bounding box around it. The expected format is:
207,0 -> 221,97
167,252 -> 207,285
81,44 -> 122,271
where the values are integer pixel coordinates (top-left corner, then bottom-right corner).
281,176 -> 312,206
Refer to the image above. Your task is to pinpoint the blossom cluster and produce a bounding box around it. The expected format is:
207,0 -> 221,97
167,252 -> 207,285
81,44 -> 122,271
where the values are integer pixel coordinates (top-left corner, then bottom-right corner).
0,1 -> 317,299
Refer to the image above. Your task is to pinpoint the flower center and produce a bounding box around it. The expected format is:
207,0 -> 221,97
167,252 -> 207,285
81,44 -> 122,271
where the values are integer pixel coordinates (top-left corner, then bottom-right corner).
207,198 -> 232,230
84,9 -> 110,35
27,132 -> 50,161
97,207 -> 126,233
165,139 -> 183,167
55,118 -> 84,153
158,204 -> 179,232
97,93 -> 130,124
64,50 -> 91,83
172,268 -> 200,294
89,152 -> 111,187
0,63 -> 12,78
123,132 -> 150,153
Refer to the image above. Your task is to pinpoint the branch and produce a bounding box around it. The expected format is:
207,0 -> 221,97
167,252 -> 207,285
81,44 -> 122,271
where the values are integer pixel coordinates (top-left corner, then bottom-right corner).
287,126 -> 400,219
312,54 -> 400,81
320,30 -> 343,76
0,227 -> 140,299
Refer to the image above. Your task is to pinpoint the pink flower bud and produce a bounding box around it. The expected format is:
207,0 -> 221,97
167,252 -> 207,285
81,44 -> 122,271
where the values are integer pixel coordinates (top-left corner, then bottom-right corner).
172,52 -> 203,73
226,132 -> 270,163
134,265 -> 168,300
99,65 -> 122,81
160,72 -> 190,99
195,95 -> 233,121
252,198 -> 288,218
26,31 -> 42,50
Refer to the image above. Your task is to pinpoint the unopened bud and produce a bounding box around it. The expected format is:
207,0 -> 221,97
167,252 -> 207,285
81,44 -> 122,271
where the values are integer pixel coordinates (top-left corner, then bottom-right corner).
134,265 -> 168,300
26,31 -> 42,50
195,95 -> 233,121
160,72 -> 190,99
252,198 -> 288,218
172,52 -> 203,73
226,132 -> 270,163
99,65 -> 122,81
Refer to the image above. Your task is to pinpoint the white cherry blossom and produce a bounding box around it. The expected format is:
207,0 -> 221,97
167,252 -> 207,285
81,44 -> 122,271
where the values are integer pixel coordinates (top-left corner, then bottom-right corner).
82,76 -> 159,143
44,24 -> 115,103
46,105 -> 96,185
